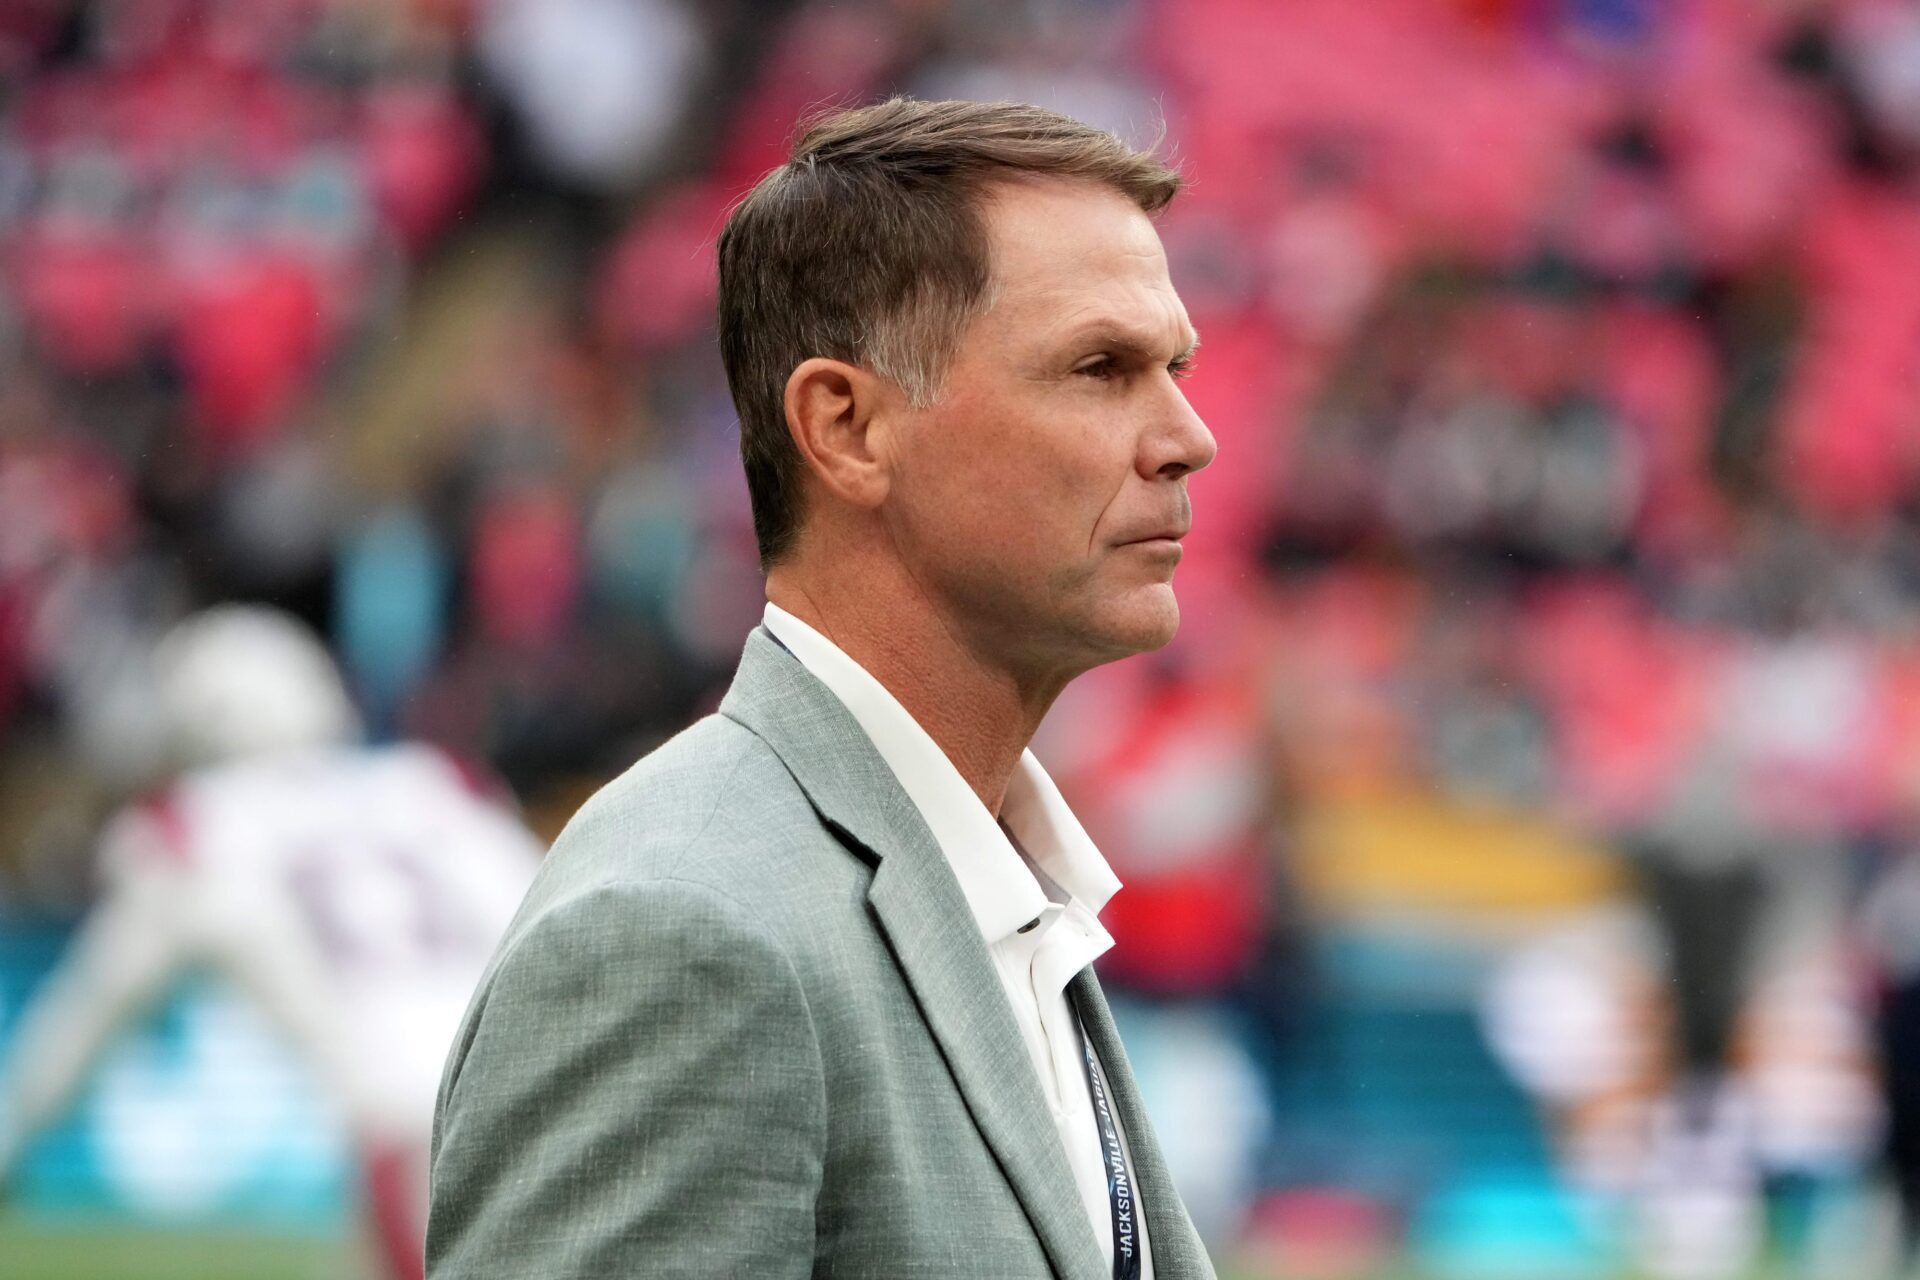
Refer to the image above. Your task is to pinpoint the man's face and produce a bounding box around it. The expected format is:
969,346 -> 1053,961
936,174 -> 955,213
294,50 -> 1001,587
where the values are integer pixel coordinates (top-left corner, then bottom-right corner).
882,177 -> 1216,680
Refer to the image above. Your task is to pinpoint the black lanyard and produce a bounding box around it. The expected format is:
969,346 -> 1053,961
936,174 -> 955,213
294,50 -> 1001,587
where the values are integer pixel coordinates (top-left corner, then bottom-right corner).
1078,1023 -> 1142,1280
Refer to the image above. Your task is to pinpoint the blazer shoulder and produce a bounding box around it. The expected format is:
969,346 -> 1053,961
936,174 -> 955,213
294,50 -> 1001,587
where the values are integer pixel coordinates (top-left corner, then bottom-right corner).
515,712 -> 842,932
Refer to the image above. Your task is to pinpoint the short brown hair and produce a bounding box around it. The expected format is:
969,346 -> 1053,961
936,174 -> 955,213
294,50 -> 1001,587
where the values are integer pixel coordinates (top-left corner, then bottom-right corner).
717,97 -> 1182,568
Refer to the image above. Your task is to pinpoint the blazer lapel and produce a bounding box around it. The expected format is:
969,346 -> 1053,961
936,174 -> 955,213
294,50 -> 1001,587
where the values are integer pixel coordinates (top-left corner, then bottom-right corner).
1071,967 -> 1217,1280
720,628 -> 1105,1280
864,844 -> 1104,1280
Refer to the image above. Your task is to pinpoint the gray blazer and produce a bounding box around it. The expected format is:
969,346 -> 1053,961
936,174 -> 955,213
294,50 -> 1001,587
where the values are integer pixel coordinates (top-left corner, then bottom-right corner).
427,627 -> 1217,1279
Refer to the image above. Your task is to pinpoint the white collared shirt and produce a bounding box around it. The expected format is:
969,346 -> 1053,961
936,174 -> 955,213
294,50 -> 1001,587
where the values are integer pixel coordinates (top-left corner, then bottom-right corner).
763,603 -> 1152,1277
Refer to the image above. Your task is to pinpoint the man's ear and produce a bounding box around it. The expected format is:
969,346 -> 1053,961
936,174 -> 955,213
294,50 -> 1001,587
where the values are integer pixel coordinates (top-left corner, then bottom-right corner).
783,357 -> 895,510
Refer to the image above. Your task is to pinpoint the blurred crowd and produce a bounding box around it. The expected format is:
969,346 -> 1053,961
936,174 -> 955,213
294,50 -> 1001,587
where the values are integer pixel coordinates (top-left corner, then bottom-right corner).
8,0 -> 1920,1276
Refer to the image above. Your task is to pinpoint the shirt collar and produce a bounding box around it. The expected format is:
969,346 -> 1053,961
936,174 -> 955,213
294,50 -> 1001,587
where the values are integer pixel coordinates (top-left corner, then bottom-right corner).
762,603 -> 1121,944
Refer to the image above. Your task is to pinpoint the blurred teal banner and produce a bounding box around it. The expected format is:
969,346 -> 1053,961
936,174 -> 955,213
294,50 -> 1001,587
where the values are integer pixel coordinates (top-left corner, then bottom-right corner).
1,923 -> 348,1229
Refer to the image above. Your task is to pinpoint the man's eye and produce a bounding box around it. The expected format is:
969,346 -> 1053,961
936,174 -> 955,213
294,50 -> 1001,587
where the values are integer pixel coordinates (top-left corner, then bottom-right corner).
1075,356 -> 1119,379
1168,357 -> 1195,380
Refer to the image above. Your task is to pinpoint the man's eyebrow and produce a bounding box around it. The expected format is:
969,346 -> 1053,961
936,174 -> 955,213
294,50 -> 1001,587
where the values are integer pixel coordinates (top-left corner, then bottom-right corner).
1058,321 -> 1202,362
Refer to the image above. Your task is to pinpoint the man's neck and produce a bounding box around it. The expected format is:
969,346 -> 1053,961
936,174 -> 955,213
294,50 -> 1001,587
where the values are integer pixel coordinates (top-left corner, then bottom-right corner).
765,567 -> 1064,817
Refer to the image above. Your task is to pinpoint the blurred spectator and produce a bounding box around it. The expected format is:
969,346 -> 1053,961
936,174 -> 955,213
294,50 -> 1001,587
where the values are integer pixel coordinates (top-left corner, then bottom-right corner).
477,0 -> 708,192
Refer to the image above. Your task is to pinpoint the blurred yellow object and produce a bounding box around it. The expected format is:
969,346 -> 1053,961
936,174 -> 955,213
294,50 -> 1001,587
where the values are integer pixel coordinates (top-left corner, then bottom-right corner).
1297,788 -> 1627,918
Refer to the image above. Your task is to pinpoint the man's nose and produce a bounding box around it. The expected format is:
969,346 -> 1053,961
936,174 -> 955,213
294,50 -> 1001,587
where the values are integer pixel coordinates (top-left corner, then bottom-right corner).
1144,383 -> 1218,480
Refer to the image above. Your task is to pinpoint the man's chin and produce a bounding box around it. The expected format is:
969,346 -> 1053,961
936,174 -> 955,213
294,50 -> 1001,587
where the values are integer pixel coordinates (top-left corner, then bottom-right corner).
1087,591 -> 1182,659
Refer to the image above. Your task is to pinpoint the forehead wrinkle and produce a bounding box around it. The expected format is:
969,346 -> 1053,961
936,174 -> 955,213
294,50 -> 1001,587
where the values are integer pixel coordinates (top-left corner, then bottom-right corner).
1008,241 -> 1173,309
1046,292 -> 1198,363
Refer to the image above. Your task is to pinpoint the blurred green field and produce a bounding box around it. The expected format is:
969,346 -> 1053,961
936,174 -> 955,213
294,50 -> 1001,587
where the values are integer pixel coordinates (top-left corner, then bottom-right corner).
0,1217 -> 1824,1280
0,1216 -> 361,1280
0,1218 -> 1385,1279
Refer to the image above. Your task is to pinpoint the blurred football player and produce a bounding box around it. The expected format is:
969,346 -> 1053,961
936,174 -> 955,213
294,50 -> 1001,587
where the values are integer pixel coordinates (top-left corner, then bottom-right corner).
0,606 -> 542,1280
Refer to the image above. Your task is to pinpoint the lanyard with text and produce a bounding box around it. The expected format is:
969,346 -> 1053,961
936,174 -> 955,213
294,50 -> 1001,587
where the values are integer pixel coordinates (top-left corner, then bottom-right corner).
1078,1023 -> 1142,1280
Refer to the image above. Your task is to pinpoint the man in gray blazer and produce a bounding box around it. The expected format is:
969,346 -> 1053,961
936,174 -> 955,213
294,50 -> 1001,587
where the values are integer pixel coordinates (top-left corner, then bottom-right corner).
428,97 -> 1219,1279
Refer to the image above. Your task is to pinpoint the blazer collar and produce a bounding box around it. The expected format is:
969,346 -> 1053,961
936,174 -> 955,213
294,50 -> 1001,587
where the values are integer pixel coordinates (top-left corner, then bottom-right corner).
760,602 -> 1123,944
719,625 -> 1107,1280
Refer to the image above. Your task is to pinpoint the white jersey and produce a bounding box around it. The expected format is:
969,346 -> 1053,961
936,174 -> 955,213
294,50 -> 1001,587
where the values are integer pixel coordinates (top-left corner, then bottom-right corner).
1,745 -> 541,1160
